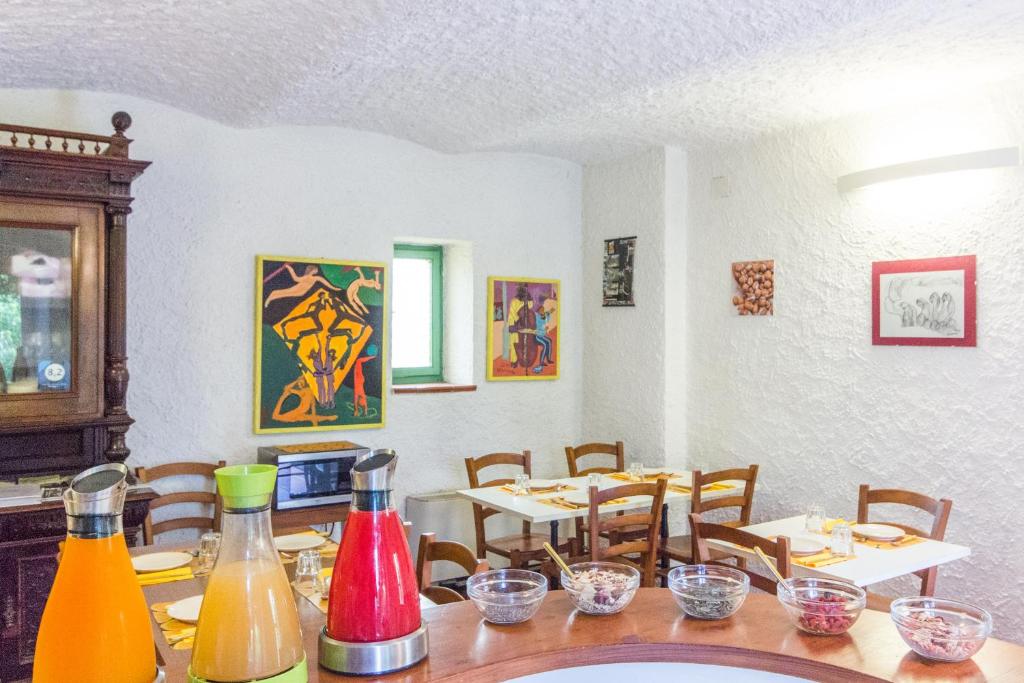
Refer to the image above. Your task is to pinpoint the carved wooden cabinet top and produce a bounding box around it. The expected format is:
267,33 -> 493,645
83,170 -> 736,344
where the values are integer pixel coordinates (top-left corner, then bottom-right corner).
0,112 -> 151,479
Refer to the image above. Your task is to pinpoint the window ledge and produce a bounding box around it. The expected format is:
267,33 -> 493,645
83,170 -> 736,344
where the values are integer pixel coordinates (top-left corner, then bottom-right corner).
392,383 -> 477,395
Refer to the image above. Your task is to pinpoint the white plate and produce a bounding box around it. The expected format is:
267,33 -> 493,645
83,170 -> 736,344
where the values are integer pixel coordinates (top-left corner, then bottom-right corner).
167,594 -> 203,624
275,533 -> 327,552
851,523 -> 905,542
132,551 -> 193,573
528,479 -> 558,490
788,536 -> 827,556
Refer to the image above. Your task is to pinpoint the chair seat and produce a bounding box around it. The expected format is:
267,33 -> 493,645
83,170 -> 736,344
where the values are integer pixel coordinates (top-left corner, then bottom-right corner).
661,534 -> 693,562
661,534 -> 737,564
865,591 -> 894,612
485,533 -> 564,556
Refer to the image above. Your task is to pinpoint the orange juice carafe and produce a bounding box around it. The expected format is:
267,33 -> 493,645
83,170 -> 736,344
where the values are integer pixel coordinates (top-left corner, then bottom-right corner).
33,463 -> 158,683
188,464 -> 307,683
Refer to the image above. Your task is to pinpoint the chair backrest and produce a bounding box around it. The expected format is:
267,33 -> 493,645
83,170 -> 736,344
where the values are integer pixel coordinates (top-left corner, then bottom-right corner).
690,464 -> 759,527
135,460 -> 225,545
464,451 -> 532,555
689,512 -> 791,595
857,484 -> 952,540
565,441 -> 625,477
587,478 -> 667,587
416,532 -> 489,605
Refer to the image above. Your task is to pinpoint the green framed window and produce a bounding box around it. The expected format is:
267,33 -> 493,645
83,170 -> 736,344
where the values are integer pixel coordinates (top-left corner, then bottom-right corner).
392,244 -> 443,383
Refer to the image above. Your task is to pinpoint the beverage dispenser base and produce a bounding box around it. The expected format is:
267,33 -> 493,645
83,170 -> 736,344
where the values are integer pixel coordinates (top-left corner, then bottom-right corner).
187,656 -> 308,683
319,623 -> 429,675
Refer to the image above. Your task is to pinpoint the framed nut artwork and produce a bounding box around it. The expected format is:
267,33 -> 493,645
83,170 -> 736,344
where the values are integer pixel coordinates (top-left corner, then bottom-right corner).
732,260 -> 774,315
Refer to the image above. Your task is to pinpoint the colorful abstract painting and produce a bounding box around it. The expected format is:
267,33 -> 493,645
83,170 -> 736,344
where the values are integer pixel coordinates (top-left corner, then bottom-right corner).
254,256 -> 387,433
487,277 -> 559,381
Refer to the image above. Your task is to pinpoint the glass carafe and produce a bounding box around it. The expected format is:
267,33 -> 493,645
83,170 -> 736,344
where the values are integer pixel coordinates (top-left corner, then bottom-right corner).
188,464 -> 307,683
326,451 -> 420,643
34,463 -> 157,683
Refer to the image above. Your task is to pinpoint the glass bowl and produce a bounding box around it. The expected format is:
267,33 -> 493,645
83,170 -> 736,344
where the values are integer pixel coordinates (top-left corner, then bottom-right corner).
466,569 -> 548,624
560,561 -> 640,615
890,597 -> 992,662
777,577 -> 866,635
667,564 -> 749,619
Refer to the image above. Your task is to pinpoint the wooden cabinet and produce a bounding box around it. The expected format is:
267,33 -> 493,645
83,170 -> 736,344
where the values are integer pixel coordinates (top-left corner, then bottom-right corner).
0,113 -> 153,681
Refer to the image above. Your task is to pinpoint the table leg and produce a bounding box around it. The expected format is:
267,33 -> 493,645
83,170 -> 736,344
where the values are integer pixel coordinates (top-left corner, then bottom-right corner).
548,520 -> 562,590
660,503 -> 670,569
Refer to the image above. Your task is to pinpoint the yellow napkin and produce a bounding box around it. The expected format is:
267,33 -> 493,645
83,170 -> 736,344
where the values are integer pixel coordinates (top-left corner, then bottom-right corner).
822,518 -> 852,534
667,482 -> 735,494
137,566 -> 194,586
608,472 -> 683,482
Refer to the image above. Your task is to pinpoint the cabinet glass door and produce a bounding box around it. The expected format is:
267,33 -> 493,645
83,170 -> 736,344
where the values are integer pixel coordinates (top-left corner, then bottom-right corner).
0,226 -> 74,395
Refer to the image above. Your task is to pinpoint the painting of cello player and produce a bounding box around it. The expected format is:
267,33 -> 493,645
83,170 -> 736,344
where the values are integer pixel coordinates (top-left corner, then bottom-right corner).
487,277 -> 560,381
255,255 -> 387,432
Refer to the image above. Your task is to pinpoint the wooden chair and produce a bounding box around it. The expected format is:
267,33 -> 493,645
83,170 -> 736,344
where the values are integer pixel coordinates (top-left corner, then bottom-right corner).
565,441 -> 625,551
586,478 -> 667,587
415,532 -> 489,604
689,512 -> 791,595
858,484 -> 953,610
135,460 -> 225,545
661,464 -> 759,565
564,441 -> 624,477
464,451 -> 575,569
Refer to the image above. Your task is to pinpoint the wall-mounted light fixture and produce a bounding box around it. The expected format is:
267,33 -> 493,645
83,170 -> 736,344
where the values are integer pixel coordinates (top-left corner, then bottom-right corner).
837,146 -> 1020,193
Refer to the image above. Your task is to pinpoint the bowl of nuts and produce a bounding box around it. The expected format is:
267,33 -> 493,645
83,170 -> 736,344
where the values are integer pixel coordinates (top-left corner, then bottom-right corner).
668,564 -> 749,620
560,562 -> 640,615
777,577 -> 866,635
890,597 -> 991,662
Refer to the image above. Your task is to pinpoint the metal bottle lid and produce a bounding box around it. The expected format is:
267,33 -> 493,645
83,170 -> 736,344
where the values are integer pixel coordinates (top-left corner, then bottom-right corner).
63,462 -> 129,518
350,449 -> 396,492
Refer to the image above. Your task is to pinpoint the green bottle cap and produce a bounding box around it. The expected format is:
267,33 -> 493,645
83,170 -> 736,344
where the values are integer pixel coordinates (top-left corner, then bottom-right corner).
214,464 -> 278,510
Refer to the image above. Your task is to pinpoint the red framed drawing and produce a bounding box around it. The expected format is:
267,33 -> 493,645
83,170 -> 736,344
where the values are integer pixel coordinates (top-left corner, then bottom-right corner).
872,255 -> 976,347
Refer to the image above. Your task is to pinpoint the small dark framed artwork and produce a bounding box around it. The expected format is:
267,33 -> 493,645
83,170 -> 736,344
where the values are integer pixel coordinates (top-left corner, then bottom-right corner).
602,236 -> 636,307
872,255 -> 976,347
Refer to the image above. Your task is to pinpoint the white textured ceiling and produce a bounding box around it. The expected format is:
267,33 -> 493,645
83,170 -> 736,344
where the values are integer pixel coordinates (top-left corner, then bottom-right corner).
3,0 -> 1024,161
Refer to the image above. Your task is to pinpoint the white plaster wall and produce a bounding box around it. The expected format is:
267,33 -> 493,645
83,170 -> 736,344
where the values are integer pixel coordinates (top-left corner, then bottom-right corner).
581,150 -> 666,465
0,90 -> 583,511
685,79 -> 1024,641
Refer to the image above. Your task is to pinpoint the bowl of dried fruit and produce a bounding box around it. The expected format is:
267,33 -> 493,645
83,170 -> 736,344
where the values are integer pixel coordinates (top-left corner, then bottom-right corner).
890,597 -> 991,662
560,562 -> 640,615
777,577 -> 866,635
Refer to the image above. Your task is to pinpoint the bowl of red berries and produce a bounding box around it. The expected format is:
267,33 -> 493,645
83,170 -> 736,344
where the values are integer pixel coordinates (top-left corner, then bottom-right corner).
777,577 -> 866,636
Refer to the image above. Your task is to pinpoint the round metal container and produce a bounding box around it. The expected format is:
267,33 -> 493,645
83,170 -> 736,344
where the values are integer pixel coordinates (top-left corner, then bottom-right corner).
318,622 -> 428,675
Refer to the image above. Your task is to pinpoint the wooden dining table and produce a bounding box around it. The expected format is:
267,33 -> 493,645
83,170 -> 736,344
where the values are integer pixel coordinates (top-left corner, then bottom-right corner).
706,515 -> 970,587
136,549 -> 1024,683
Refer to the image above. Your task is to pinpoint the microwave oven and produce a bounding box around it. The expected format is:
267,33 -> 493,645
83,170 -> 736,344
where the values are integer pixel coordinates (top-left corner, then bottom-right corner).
256,441 -> 369,510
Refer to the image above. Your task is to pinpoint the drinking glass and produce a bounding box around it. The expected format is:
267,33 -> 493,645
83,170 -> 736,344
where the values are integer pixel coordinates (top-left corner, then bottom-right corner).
587,472 -> 603,489
627,461 -> 644,482
294,549 -> 324,594
830,522 -> 854,557
805,504 -> 826,534
513,473 -> 530,496
198,531 -> 221,572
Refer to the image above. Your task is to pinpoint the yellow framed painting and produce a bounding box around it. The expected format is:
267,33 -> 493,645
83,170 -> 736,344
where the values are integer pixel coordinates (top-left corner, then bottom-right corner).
254,255 -> 387,433
487,276 -> 560,381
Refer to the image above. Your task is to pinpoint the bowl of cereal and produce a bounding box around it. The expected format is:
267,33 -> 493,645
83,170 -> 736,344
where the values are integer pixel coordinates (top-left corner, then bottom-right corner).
560,562 -> 640,615
466,569 -> 548,624
668,564 -> 749,620
890,597 -> 991,662
777,577 -> 865,635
